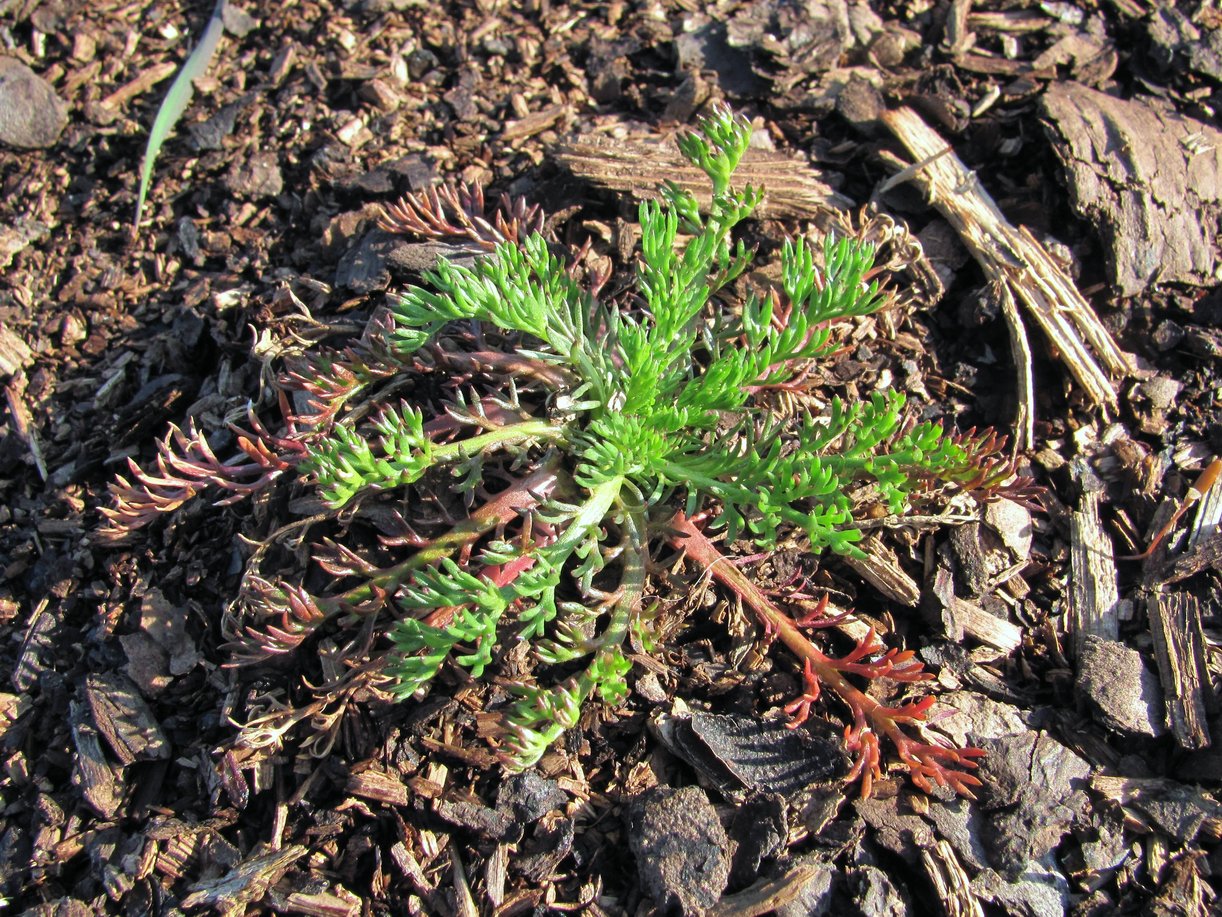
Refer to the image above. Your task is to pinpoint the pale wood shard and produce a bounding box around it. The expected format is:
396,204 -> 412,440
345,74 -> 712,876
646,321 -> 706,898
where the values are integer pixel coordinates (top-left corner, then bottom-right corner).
501,103 -> 567,142
553,136 -> 851,219
922,839 -> 985,917
880,106 -> 1134,412
346,767 -> 411,806
932,565 -> 1024,653
277,889 -> 361,917
996,281 -> 1036,451
709,863 -> 832,917
841,534 -> 921,606
182,844 -> 309,915
1068,461 -> 1121,655
0,322 -> 33,376
1148,592 -> 1214,750
1041,82 -> 1222,296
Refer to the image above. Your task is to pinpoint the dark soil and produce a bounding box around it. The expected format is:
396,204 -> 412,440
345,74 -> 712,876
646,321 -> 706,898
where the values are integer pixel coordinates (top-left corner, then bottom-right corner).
1,1 -> 1220,915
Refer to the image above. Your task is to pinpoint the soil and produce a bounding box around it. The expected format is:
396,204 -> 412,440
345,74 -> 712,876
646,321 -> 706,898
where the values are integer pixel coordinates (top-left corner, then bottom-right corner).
1,1 -> 1221,915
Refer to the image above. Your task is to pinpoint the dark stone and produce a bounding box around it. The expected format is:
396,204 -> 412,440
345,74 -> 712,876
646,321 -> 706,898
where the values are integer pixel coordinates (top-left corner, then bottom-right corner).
849,865 -> 910,916
432,797 -> 518,841
975,731 -> 1090,877
728,793 -> 786,885
497,772 -> 567,825
774,858 -> 837,917
628,786 -> 731,914
655,711 -> 845,802
189,102 -> 241,151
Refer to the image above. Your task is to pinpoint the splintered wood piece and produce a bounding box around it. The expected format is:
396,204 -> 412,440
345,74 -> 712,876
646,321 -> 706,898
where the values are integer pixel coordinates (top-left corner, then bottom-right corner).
553,135 -> 851,219
279,889 -> 361,917
709,863 -> 832,917
1148,592 -> 1214,750
931,566 -> 1023,652
880,106 -> 1134,411
996,280 -> 1036,450
181,844 -> 309,914
85,672 -> 170,765
1041,83 -> 1222,296
841,534 -> 921,606
1069,461 -> 1121,655
922,840 -> 985,917
156,829 -> 203,879
346,767 -> 411,806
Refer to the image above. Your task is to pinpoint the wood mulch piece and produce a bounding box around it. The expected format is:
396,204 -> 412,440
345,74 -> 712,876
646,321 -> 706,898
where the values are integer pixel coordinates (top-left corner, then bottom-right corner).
0,1 -> 1219,915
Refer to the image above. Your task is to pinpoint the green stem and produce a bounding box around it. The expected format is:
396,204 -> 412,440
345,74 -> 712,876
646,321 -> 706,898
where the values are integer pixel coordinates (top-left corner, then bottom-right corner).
428,418 -> 563,466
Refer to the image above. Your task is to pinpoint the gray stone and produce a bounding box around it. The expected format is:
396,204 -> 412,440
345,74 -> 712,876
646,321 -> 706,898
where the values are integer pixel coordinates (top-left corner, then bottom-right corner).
1076,635 -> 1166,737
628,786 -> 731,915
0,57 -> 68,149
976,731 -> 1091,876
224,151 -> 283,200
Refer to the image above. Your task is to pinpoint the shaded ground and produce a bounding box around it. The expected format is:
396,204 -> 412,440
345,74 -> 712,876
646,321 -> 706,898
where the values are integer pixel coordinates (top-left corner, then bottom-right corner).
1,1 -> 1221,914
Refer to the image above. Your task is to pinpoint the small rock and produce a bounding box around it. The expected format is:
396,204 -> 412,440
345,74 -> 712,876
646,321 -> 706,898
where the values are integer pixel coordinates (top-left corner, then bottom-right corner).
628,786 -> 731,915
224,151 -> 283,200
976,731 -> 1090,877
496,772 -> 566,825
1152,320 -> 1185,352
973,855 -> 1070,917
983,499 -> 1033,560
1139,376 -> 1181,413
1076,635 -> 1166,737
221,2 -> 257,37
0,57 -> 69,149
0,218 -> 50,270
728,793 -> 786,885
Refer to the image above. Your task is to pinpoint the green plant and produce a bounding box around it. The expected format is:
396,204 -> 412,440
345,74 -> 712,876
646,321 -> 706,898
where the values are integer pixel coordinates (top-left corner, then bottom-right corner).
105,107 -> 1023,794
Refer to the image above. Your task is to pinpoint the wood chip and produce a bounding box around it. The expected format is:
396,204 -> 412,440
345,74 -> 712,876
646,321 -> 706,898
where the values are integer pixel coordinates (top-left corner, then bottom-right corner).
97,60 -> 178,111
502,103 -> 567,142
1042,82 -> 1222,296
346,767 -> 411,806
70,700 -> 123,819
931,565 -> 1023,652
0,322 -> 33,375
922,839 -> 984,917
1147,592 -> 1214,750
709,862 -> 831,917
1069,460 -> 1121,654
880,106 -> 1134,411
279,889 -> 361,917
840,534 -> 920,606
181,844 -> 308,915
995,280 -> 1035,450
554,135 -> 851,220
85,671 -> 171,765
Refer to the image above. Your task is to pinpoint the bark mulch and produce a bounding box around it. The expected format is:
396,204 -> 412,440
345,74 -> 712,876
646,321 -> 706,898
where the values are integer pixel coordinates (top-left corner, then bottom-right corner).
0,1 -> 1220,914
